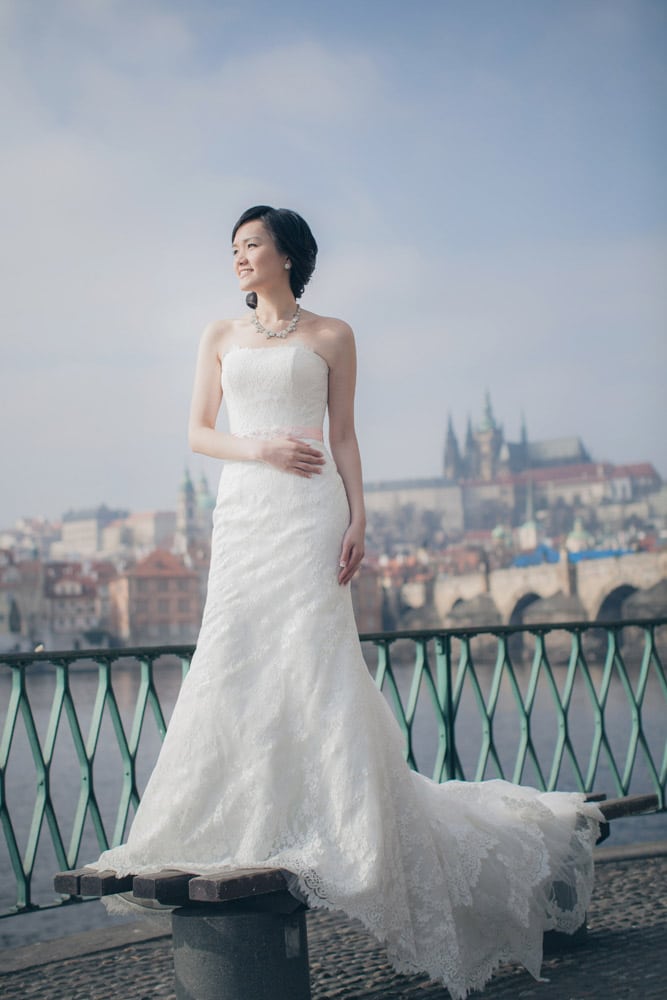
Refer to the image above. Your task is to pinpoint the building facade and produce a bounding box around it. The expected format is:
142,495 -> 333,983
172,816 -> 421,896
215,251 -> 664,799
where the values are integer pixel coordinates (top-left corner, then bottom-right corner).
110,549 -> 203,645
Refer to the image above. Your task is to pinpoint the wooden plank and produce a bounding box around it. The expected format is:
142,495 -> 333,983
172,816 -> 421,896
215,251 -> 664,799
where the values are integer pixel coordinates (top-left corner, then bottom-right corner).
598,793 -> 659,821
80,869 -> 134,895
132,870 -> 196,905
188,868 -> 290,903
54,868 -> 92,895
54,868 -> 134,896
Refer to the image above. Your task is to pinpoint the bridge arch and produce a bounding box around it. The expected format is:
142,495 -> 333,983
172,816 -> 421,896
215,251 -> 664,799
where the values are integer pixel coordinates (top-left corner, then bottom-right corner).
444,594 -> 502,627
508,591 -> 542,627
595,584 -> 638,622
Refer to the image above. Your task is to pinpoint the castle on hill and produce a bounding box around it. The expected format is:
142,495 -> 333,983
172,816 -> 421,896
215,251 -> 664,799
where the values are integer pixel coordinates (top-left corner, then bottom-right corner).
364,393 -> 663,536
442,392 -> 590,482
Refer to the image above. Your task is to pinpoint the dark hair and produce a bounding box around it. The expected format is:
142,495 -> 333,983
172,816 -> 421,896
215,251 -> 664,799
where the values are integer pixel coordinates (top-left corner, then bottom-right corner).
232,205 -> 318,307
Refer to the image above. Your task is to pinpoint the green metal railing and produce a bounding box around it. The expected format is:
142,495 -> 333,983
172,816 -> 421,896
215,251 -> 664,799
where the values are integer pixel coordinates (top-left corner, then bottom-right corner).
1,618 -> 665,918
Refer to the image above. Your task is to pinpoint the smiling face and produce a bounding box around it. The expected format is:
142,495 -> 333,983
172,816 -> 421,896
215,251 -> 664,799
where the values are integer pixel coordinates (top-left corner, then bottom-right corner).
232,219 -> 290,296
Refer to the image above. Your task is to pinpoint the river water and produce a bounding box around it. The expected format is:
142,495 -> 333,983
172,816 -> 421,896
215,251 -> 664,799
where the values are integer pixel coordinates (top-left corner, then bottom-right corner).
1,635 -> 665,949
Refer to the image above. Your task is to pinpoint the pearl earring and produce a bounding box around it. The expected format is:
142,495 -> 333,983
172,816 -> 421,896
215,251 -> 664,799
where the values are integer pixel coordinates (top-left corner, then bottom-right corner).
284,261 -> 291,270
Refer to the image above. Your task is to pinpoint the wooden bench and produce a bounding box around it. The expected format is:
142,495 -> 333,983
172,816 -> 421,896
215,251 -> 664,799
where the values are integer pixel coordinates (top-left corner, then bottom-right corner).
54,793 -> 660,1000
54,865 -> 308,1000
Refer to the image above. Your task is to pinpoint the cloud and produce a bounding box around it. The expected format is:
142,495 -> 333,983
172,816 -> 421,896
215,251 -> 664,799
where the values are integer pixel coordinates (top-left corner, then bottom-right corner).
0,0 -> 664,525
0,5 -> 388,361
0,6 -> 392,522
316,231 -> 666,481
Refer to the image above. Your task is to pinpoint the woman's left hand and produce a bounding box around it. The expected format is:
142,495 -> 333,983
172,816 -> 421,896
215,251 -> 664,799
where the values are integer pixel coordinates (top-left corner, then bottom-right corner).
338,521 -> 365,585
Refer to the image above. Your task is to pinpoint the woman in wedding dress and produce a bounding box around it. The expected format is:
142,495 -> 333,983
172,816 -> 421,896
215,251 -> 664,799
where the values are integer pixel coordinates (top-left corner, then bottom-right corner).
92,205 -> 603,998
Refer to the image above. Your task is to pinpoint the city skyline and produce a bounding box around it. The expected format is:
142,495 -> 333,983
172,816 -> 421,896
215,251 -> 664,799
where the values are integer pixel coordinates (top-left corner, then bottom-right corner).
1,1 -> 665,527
2,384 -> 664,529
4,399 -> 661,532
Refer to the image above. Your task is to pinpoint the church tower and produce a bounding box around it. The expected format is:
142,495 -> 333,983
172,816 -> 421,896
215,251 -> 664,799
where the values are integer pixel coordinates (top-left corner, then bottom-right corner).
195,472 -> 215,537
475,391 -> 503,481
443,414 -> 462,480
174,468 -> 196,554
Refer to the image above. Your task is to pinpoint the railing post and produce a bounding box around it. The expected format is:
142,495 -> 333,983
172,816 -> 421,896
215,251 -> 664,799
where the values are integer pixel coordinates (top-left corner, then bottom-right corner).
435,633 -> 458,781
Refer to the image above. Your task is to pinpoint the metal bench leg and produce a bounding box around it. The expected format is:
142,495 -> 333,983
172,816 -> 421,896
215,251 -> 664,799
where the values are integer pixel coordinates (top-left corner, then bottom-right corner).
171,895 -> 311,1000
543,878 -> 588,954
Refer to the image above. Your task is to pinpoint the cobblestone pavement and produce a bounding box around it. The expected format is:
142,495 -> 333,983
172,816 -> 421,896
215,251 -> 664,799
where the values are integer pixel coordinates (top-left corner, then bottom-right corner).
1,855 -> 665,999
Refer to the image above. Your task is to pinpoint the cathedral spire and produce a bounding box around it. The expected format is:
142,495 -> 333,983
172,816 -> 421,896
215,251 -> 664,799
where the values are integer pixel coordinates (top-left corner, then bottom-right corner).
443,414 -> 462,480
479,390 -> 497,432
463,415 -> 475,477
476,391 -> 503,481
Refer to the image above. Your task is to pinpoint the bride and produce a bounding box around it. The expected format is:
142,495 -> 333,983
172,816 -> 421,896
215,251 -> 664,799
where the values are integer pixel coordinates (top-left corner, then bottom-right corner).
92,205 -> 602,999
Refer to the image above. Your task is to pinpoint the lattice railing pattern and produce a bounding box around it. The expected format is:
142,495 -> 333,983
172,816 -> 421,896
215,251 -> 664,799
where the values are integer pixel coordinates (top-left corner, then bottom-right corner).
366,621 -> 666,799
0,620 -> 665,918
0,647 -> 193,915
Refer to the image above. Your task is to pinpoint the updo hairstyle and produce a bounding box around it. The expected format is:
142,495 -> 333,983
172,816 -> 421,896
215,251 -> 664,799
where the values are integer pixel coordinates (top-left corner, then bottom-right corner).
232,205 -> 318,308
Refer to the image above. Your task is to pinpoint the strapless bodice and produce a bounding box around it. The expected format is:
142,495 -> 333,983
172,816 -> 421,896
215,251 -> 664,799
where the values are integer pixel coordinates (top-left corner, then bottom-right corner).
221,344 -> 329,438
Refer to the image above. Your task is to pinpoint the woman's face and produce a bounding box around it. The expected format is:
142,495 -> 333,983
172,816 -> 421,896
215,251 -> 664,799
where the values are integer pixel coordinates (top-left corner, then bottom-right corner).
232,219 -> 289,295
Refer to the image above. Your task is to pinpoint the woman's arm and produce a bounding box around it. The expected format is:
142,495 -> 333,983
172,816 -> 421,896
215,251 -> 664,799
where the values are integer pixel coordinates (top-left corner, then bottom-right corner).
188,321 -> 261,462
327,323 -> 366,585
188,322 -> 325,476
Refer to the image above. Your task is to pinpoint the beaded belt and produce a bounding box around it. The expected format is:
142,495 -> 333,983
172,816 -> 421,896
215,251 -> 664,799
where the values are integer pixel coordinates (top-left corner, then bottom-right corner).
235,426 -> 324,442
287,425 -> 324,441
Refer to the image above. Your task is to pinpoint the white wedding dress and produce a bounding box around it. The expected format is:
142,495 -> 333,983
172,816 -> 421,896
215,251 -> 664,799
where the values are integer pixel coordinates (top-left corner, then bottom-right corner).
92,343 -> 602,998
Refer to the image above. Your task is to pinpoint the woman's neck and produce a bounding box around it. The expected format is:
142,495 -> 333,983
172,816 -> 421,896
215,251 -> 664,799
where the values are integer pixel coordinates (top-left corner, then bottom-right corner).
253,290 -> 298,327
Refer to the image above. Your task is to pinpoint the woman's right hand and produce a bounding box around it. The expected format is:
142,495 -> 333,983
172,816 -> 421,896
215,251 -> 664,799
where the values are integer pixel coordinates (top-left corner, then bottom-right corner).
259,435 -> 326,477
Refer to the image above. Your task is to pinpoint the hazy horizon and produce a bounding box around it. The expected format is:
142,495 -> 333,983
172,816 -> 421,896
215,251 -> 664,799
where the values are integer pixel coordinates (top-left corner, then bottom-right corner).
2,0 -> 665,528
7,409 -> 662,529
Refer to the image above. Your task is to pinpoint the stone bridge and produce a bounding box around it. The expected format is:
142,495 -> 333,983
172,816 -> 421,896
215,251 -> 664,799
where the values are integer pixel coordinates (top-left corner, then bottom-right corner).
430,550 -> 667,625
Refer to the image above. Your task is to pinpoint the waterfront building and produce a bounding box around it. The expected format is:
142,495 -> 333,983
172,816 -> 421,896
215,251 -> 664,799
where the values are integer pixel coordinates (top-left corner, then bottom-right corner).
0,516 -> 61,561
43,562 -> 100,649
109,549 -> 202,645
101,510 -> 177,556
55,504 -> 129,558
0,554 -> 45,651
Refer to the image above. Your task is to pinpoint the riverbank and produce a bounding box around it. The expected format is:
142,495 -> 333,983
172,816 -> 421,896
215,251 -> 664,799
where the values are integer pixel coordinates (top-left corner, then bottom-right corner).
1,842 -> 665,999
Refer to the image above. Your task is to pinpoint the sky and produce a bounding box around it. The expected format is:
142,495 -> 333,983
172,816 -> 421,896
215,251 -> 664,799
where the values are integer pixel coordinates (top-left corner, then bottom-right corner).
1,0 -> 665,528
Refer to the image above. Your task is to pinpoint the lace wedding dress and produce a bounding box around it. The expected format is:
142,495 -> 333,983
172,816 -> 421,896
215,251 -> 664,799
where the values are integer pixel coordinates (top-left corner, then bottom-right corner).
91,343 -> 602,998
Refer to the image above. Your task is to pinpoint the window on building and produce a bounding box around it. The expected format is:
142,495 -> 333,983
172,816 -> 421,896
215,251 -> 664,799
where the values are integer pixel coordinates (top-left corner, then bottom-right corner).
178,599 -> 191,613
157,579 -> 169,592
158,599 -> 170,614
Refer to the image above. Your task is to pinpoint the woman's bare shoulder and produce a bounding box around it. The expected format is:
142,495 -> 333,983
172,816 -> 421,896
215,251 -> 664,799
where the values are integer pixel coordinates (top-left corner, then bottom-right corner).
303,311 -> 355,362
310,313 -> 353,338
199,317 -> 248,358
